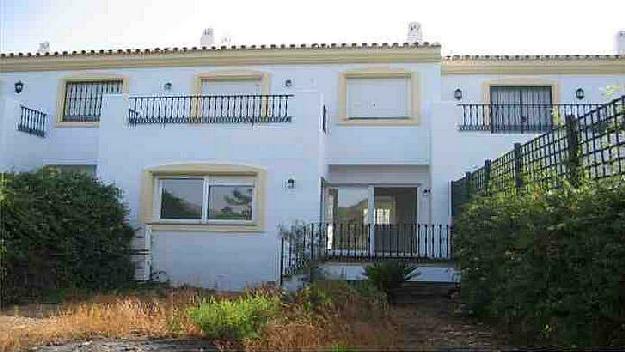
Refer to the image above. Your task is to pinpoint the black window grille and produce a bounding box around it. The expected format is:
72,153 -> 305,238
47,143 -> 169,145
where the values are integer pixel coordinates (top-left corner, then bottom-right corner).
62,80 -> 123,122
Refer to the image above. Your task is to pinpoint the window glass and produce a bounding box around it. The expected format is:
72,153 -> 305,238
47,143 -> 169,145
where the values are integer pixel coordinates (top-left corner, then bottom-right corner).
160,178 -> 204,220
63,80 -> 123,122
326,187 -> 369,224
347,78 -> 409,119
47,164 -> 97,177
208,185 -> 254,221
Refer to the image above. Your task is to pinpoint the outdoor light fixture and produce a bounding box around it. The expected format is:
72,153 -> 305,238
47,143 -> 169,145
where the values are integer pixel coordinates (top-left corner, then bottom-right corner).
453,88 -> 462,101
163,82 -> 173,91
286,178 -> 295,189
575,88 -> 585,100
422,188 -> 431,195
14,80 -> 24,94
284,79 -> 293,88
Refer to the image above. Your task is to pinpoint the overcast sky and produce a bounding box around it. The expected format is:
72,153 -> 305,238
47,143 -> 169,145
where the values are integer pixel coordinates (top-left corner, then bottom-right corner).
1,0 -> 624,55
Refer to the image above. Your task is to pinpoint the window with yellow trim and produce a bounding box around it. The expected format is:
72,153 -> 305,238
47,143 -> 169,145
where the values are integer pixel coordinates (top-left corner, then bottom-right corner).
156,175 -> 256,224
61,80 -> 123,122
346,77 -> 410,120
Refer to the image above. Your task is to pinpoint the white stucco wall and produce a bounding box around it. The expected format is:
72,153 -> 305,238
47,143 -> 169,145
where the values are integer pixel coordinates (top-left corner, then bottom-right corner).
97,92 -> 325,291
0,97 -> 48,171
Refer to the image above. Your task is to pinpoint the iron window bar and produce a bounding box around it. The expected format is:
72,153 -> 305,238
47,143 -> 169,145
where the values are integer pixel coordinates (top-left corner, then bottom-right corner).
62,80 -> 123,122
18,105 -> 47,137
127,94 -> 294,126
457,103 -> 603,134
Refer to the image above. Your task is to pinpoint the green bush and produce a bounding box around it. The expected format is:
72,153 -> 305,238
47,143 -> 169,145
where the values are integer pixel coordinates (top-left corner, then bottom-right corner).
188,293 -> 280,340
364,261 -> 417,299
454,178 -> 625,347
0,168 -> 134,303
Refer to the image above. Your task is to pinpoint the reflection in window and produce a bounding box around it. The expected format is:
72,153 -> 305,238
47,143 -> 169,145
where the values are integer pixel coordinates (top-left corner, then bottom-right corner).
208,185 -> 254,221
160,178 -> 203,220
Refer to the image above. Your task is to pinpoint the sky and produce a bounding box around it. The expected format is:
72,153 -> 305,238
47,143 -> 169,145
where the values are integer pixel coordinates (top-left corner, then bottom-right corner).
1,0 -> 624,55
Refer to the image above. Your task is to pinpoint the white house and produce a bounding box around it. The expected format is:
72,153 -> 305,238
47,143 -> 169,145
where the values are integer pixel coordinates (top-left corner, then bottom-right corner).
1,26 -> 624,290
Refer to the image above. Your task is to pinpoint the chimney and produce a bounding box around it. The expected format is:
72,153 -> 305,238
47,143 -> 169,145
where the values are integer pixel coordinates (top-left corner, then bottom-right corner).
616,31 -> 625,55
200,28 -> 214,47
407,22 -> 423,44
37,41 -> 50,54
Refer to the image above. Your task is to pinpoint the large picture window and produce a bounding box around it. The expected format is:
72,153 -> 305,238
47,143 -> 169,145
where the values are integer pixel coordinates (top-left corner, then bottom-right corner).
157,176 -> 255,223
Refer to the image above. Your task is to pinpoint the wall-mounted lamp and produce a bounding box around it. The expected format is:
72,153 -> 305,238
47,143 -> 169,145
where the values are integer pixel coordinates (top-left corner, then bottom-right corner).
453,88 -> 462,101
422,188 -> 431,195
286,178 -> 295,189
163,82 -> 173,91
575,88 -> 585,100
14,80 -> 24,94
284,79 -> 293,88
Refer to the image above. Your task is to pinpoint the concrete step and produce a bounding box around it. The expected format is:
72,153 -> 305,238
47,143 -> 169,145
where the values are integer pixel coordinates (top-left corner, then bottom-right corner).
391,281 -> 459,300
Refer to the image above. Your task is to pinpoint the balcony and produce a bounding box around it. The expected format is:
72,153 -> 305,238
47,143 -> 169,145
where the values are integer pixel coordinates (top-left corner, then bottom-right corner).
280,223 -> 452,278
457,103 -> 601,134
127,94 -> 293,126
18,105 -> 47,137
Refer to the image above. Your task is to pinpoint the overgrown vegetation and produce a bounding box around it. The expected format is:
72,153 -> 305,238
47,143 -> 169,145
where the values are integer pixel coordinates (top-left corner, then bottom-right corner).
188,292 -> 281,341
454,178 -> 625,347
364,261 -> 417,300
0,168 -> 135,304
0,282 -> 396,351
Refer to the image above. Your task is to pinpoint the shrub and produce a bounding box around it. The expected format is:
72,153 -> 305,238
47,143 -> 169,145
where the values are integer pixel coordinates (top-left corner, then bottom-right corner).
454,178 -> 625,347
188,293 -> 281,341
0,168 -> 134,303
364,261 -> 417,299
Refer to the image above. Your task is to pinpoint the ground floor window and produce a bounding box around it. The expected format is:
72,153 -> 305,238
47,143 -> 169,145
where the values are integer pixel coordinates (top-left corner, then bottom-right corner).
157,176 -> 256,224
46,164 -> 97,177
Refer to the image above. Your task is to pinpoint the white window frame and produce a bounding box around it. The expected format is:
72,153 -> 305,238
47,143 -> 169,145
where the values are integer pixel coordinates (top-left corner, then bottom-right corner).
154,175 -> 256,225
345,77 -> 411,120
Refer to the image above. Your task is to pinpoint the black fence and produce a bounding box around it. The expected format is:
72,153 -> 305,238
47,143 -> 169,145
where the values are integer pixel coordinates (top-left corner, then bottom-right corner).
18,105 -> 47,137
458,103 -> 601,134
128,94 -> 293,125
280,223 -> 452,279
452,95 -> 625,215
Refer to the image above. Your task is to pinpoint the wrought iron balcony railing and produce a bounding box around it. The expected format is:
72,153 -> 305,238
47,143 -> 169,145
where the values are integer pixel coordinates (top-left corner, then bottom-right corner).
18,105 -> 47,137
128,94 -> 293,126
458,103 -> 602,134
280,223 -> 452,278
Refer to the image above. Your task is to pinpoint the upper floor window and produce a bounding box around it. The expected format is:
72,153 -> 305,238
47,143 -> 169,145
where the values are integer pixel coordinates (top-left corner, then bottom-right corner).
490,86 -> 552,106
346,77 -> 410,119
200,79 -> 262,95
62,80 -> 123,122
46,164 -> 97,177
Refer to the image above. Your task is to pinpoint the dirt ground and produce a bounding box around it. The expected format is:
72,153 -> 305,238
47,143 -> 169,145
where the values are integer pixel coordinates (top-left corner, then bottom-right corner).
3,296 -> 506,351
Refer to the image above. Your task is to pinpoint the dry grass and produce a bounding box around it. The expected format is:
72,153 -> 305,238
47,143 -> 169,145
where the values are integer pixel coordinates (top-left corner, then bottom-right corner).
0,283 -> 398,352
0,287 -> 207,352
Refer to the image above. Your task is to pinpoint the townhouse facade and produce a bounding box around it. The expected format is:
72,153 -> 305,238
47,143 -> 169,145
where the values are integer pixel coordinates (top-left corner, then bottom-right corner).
1,32 -> 624,290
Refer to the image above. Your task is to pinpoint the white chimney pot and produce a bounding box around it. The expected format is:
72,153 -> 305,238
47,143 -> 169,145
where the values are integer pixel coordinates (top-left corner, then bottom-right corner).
200,28 -> 214,47
407,22 -> 423,44
616,31 -> 625,55
37,41 -> 50,54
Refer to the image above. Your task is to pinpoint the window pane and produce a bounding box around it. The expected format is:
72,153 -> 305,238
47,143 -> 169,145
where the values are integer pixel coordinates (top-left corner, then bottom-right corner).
208,185 -> 254,221
48,164 -> 97,177
326,187 -> 369,224
160,178 -> 203,220
63,80 -> 123,122
347,78 -> 409,119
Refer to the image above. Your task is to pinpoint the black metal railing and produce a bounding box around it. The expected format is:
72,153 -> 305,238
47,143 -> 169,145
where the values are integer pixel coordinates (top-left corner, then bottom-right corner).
452,95 -> 625,215
280,223 -> 452,278
62,80 -> 123,122
18,105 -> 47,137
458,103 -> 601,133
127,95 -> 293,125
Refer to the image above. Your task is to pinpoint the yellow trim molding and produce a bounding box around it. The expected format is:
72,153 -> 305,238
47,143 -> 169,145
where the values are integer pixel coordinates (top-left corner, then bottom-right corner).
192,70 -> 271,95
481,77 -> 561,104
140,163 -> 266,233
337,67 -> 421,126
442,58 -> 625,75
55,74 -> 129,128
1,47 -> 441,72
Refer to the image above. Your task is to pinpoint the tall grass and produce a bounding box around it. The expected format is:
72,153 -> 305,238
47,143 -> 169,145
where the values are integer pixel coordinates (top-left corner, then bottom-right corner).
0,288 -> 204,352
